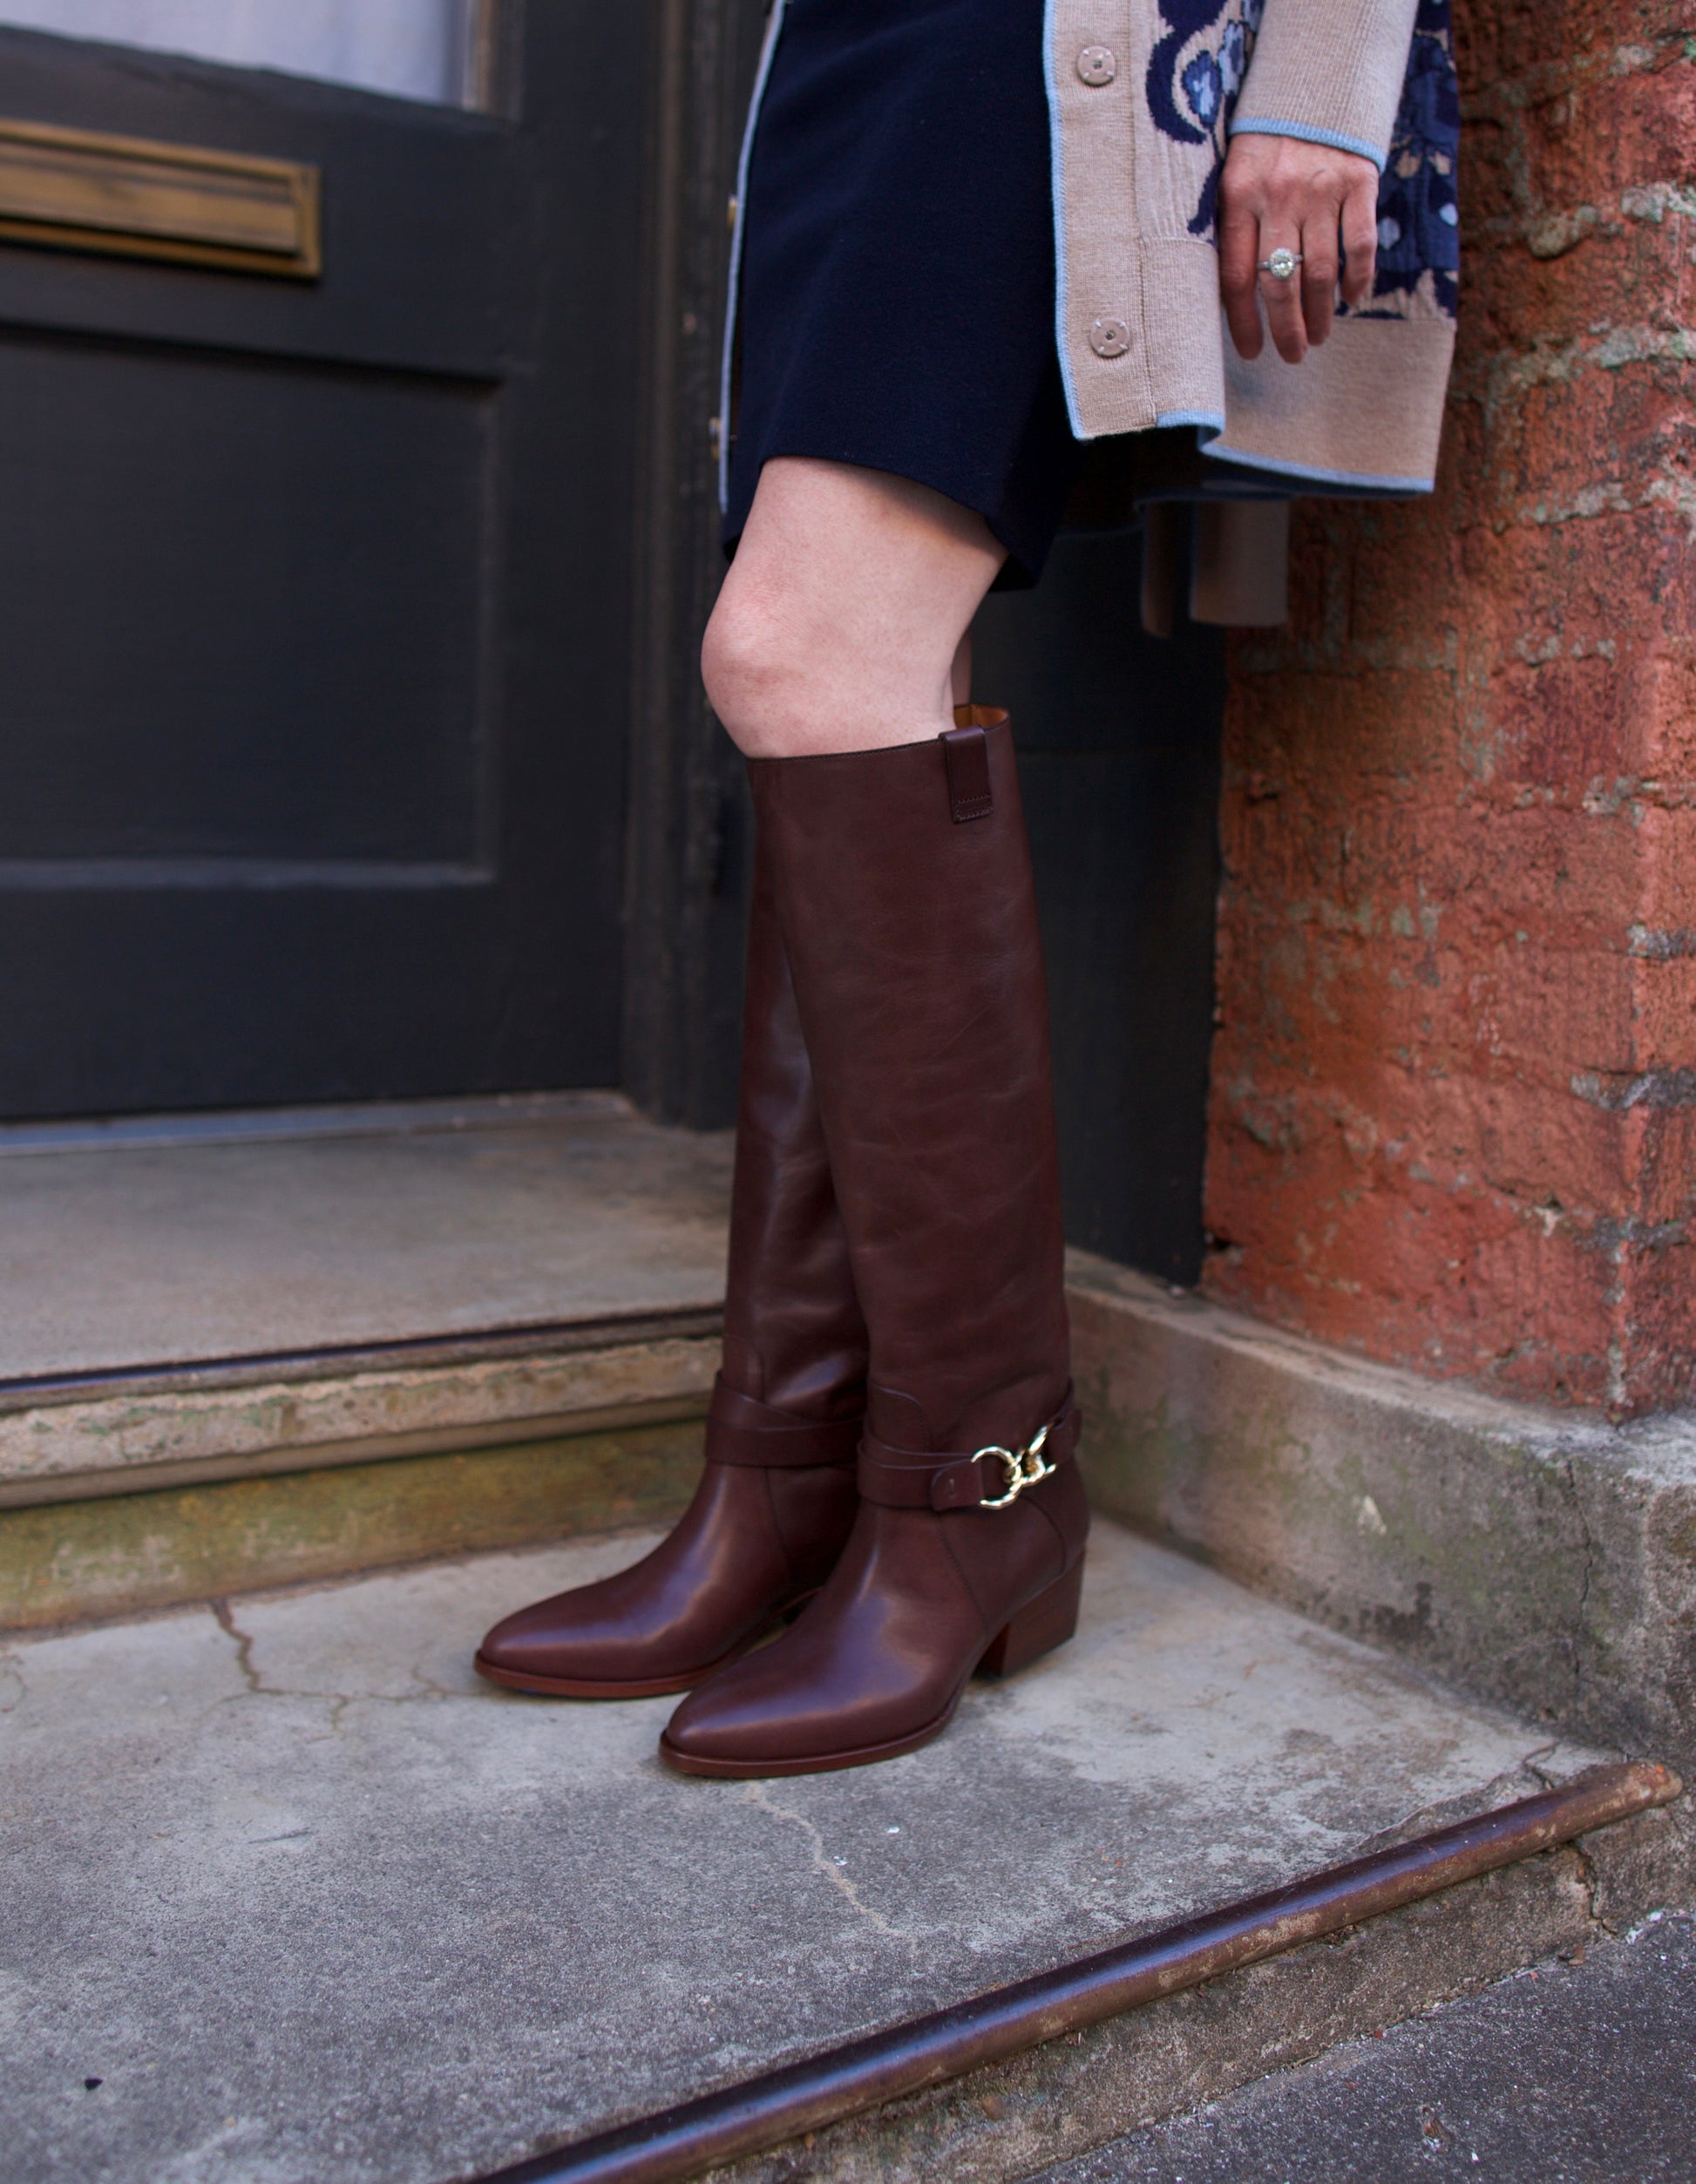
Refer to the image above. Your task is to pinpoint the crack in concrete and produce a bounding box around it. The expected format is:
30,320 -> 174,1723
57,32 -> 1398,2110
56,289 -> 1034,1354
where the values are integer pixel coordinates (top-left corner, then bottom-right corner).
1564,1456 -> 1599,1720
1520,1741 -> 1563,1791
407,1661 -> 458,1702
741,1782 -> 918,1952
1569,1827 -> 1609,1936
207,1599 -> 448,1729
1511,1739 -> 1639,1943
210,1597 -> 263,1695
1357,1755 -> 1559,1860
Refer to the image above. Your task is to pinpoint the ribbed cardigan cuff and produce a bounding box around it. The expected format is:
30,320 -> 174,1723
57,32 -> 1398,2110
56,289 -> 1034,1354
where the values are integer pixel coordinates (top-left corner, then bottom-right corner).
1231,0 -> 1420,169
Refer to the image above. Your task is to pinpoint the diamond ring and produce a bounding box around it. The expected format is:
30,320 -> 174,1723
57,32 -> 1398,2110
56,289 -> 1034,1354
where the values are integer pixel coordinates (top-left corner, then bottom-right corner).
1258,248 -> 1302,281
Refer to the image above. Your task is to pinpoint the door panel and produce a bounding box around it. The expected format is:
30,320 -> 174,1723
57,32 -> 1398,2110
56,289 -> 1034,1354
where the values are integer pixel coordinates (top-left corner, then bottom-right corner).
2,337 -> 491,867
0,9 -> 645,1116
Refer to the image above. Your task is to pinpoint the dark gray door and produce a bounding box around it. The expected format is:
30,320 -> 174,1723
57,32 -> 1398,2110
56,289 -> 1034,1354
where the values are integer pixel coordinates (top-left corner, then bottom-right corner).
0,6 -> 644,1116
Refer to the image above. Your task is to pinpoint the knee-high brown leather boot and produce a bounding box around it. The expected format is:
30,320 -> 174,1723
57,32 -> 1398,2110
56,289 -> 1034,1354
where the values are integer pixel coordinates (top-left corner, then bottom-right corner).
474,833 -> 866,1699
660,709 -> 1089,1774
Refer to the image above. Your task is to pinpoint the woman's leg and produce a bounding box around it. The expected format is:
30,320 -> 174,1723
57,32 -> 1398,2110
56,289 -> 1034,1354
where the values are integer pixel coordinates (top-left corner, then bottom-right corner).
704,458 -> 1004,758
473,459 -> 987,1702
665,458 -> 1089,1778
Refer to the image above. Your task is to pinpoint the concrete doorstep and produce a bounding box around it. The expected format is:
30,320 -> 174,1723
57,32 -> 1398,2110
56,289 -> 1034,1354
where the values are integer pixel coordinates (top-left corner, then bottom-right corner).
3,1096 -> 1691,2181
2,1521 -> 1685,2184
0,1096 -> 732,1629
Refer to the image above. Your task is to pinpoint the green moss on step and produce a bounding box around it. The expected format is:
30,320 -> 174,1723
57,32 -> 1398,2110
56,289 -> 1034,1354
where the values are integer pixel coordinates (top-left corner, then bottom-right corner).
0,1421 -> 703,1632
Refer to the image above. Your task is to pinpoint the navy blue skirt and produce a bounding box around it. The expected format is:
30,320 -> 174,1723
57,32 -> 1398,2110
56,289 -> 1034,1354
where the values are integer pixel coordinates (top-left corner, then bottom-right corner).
723,0 -> 1076,588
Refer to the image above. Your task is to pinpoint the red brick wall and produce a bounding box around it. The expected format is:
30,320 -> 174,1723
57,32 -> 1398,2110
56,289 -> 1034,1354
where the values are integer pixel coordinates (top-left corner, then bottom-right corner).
1203,1 -> 1696,1414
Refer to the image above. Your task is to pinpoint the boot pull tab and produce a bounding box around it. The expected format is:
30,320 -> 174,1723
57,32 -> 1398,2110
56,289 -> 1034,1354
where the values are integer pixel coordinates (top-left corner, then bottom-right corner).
940,722 -> 993,824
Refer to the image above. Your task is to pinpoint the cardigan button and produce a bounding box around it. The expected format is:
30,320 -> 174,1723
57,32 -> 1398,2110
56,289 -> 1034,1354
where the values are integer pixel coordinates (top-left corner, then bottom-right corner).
1076,45 -> 1116,85
1089,317 -> 1130,358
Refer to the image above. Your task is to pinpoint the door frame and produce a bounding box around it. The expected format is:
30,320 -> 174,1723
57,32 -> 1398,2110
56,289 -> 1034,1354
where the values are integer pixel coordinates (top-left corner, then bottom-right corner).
621,0 -> 769,1130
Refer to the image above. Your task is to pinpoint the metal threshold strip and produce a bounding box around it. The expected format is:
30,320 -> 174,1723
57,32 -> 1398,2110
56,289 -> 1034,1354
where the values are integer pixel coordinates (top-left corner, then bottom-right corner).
478,1760 -> 1679,2184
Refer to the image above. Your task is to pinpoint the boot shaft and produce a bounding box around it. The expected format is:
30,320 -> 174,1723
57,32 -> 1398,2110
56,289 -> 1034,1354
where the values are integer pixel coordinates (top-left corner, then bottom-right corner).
748,712 -> 1070,1455
719,824 -> 867,1422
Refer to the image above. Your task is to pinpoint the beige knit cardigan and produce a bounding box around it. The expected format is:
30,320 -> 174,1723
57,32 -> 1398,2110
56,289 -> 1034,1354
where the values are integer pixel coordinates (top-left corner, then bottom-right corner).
722,1 -> 1455,522
1050,0 -> 1451,491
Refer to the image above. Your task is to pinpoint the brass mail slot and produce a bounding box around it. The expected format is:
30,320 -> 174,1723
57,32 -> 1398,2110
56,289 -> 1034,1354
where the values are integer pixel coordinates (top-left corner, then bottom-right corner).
0,118 -> 320,277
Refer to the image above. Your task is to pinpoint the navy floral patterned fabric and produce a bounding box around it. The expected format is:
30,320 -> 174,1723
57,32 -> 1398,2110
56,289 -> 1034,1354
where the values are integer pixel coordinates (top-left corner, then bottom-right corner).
1144,0 -> 1458,316
1356,0 -> 1460,322
1145,0 -> 1262,239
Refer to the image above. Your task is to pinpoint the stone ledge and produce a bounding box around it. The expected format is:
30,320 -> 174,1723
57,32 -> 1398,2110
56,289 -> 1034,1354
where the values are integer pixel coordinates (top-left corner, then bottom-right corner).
0,1325 -> 719,1508
1066,1248 -> 1696,1774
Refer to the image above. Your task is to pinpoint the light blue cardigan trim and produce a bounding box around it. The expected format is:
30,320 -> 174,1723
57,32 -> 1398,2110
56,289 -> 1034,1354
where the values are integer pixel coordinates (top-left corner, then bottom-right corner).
1041,0 -> 1086,438
1200,438 -> 1433,494
717,0 -> 789,516
1228,115 -> 1387,173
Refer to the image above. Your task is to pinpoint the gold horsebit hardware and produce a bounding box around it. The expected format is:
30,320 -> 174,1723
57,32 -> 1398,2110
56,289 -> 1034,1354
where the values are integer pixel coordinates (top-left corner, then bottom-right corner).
974,1423 -> 1055,1509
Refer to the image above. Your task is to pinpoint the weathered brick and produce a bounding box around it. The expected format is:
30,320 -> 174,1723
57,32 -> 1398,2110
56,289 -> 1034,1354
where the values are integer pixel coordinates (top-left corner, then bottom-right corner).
1204,1 -> 1696,1414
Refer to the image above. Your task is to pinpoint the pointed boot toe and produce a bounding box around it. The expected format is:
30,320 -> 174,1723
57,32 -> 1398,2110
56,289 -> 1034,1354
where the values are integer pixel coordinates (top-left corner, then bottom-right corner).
656,1665 -> 803,1777
473,1402 -> 859,1699
659,1656 -> 955,1779
474,1578 -> 696,1699
657,1645 -> 919,1779
476,1597 -> 569,1681
473,1570 -> 712,1701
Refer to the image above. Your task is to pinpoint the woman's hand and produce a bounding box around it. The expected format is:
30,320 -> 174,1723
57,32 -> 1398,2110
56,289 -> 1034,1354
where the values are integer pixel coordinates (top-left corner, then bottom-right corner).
1218,134 -> 1380,364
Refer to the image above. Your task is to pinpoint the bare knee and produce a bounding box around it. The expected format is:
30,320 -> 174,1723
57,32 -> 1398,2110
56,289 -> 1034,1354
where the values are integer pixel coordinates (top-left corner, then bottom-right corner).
700,580 -> 809,756
702,458 -> 1005,759
702,566 -> 961,760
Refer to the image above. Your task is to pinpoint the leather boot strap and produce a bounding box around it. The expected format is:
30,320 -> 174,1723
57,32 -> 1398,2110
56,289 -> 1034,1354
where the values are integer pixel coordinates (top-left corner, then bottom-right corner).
706,1375 -> 864,1468
858,1387 -> 1081,1511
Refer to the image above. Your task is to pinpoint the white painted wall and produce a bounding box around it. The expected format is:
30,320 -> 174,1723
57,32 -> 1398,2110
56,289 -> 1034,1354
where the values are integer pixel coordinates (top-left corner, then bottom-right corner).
0,1 -> 478,105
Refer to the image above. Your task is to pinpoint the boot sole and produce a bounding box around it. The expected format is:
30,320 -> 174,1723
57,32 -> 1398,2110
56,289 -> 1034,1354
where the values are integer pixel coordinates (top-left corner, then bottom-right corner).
658,1706 -> 960,1778
657,1559 -> 1083,1778
476,1654 -> 729,1700
473,1592 -> 819,1701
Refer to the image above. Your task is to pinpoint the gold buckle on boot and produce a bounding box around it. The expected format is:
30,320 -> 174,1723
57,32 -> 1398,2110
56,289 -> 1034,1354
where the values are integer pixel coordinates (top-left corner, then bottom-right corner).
976,1424 -> 1055,1509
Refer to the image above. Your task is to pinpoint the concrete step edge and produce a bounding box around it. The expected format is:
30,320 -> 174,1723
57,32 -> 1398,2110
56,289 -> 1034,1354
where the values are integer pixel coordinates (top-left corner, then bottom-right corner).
482,1763 -> 1690,2184
0,1314 -> 721,1509
1066,1248 -> 1696,1780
